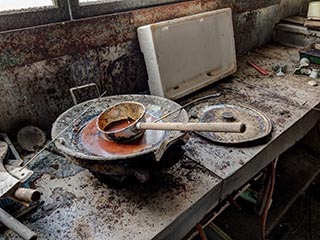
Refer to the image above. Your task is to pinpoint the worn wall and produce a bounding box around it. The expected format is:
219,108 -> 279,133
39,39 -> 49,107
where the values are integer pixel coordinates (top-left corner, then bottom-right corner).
0,0 -> 308,133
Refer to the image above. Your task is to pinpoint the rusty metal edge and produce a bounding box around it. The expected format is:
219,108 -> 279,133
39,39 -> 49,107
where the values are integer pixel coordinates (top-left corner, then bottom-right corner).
51,94 -> 188,161
69,0 -> 195,19
195,103 -> 273,145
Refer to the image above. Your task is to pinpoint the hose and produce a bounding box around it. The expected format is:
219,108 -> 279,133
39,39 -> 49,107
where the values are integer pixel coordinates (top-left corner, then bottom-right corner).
261,159 -> 277,240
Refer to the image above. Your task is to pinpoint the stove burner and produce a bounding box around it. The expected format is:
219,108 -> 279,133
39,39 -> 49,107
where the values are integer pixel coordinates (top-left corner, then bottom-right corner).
80,113 -> 165,157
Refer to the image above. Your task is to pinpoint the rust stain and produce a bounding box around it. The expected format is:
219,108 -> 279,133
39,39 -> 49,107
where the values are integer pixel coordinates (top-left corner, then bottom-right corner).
0,12 -> 134,70
0,0 -> 307,133
132,0 -> 203,27
81,117 -> 146,155
0,1 -> 209,70
80,114 -> 164,156
0,0 -> 296,71
103,119 -> 135,132
216,0 -> 280,13
201,0 -> 218,11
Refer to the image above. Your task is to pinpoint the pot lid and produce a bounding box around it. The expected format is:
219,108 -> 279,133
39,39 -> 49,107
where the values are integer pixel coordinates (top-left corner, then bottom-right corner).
189,103 -> 272,145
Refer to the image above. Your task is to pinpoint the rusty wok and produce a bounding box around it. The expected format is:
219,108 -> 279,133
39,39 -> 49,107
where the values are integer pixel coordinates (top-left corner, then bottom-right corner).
52,95 -> 189,177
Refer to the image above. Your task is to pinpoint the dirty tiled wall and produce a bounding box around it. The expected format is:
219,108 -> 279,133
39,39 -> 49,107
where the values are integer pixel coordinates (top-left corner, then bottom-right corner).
0,0 -> 307,133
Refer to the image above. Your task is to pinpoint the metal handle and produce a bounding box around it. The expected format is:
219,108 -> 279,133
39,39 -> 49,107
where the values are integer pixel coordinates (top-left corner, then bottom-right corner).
247,60 -> 269,75
0,133 -> 23,165
0,208 -> 37,240
69,83 -> 100,105
13,188 -> 41,203
137,122 -> 246,133
154,93 -> 221,123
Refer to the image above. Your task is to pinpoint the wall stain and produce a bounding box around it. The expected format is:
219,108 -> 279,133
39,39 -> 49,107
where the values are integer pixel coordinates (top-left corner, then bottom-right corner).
0,0 -> 308,133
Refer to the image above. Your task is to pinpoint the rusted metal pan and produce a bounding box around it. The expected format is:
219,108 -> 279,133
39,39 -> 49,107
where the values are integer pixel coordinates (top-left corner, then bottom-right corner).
52,95 -> 188,176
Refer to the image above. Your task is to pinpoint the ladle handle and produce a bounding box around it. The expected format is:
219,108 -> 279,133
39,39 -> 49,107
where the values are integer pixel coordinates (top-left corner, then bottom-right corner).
137,122 -> 246,133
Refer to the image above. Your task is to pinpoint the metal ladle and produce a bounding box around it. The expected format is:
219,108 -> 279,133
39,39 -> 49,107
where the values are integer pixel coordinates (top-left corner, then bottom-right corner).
96,101 -> 246,142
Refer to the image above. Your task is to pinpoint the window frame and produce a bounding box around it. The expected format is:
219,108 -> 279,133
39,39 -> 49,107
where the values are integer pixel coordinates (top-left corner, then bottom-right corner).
69,0 -> 191,19
0,0 -> 192,32
0,0 -> 70,32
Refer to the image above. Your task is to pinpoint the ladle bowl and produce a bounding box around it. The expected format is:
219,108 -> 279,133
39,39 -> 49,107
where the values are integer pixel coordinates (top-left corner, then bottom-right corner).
96,101 -> 146,142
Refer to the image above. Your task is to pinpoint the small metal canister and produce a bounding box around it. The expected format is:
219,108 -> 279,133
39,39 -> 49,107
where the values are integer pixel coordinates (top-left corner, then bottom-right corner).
310,69 -> 319,79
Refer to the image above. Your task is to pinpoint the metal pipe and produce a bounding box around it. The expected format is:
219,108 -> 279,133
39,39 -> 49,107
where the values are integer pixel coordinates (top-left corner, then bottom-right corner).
13,188 -> 41,203
247,60 -> 269,75
0,208 -> 37,240
261,159 -> 276,240
196,223 -> 208,240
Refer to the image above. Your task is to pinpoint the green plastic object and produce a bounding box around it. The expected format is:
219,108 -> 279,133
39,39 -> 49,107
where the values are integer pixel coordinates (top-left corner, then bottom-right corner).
299,43 -> 320,65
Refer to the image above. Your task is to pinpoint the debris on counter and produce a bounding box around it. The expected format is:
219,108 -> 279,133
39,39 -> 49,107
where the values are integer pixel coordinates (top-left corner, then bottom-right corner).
272,64 -> 288,76
308,80 -> 318,86
299,43 -> 320,64
247,60 -> 269,75
299,57 -> 310,67
0,135 -> 40,240
294,55 -> 320,80
309,69 -> 319,79
294,58 -> 312,75
301,68 -> 313,75
17,126 -> 46,152
293,67 -> 311,75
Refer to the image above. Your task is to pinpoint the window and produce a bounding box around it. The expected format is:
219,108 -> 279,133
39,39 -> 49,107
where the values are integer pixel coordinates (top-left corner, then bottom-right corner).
69,0 -> 189,19
79,0 -> 103,3
0,0 -> 54,12
0,0 -> 189,31
0,0 -> 70,32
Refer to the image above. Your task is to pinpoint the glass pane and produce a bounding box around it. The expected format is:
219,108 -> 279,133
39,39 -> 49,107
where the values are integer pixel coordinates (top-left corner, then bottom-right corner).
0,0 -> 54,11
79,0 -> 122,4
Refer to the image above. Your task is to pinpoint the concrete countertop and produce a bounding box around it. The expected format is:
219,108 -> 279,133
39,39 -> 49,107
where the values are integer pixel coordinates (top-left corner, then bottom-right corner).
184,44 -> 320,200
4,154 -> 222,240
4,44 -> 320,240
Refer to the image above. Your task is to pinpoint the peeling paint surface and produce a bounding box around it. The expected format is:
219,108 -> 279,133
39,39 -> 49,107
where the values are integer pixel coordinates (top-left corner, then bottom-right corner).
0,41 -> 148,132
0,0 -> 308,133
